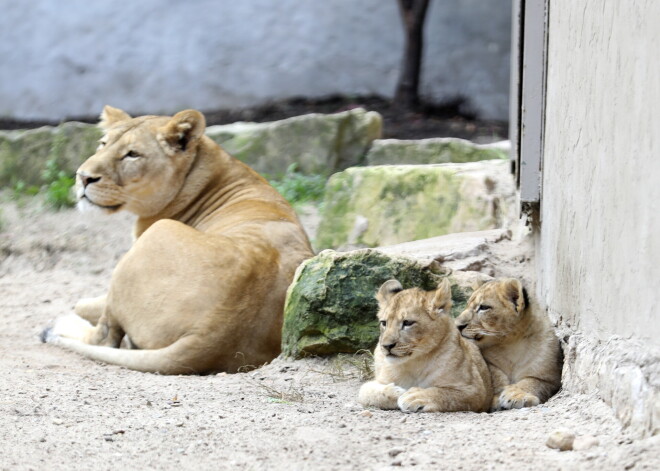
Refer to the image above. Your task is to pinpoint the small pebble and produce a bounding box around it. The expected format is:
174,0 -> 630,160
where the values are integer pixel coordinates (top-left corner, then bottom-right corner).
400,416 -> 407,424
359,410 -> 373,418
52,418 -> 63,426
388,447 -> 404,457
546,428 -> 575,451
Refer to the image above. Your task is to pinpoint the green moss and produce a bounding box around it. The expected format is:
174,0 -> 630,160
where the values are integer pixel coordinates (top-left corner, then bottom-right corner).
281,249 -> 448,358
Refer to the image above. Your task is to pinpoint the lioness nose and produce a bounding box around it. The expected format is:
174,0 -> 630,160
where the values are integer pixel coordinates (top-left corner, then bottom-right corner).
78,172 -> 101,188
383,342 -> 397,352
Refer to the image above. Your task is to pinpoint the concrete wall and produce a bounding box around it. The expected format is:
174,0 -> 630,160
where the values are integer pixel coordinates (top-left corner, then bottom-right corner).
0,0 -> 511,121
536,0 -> 659,437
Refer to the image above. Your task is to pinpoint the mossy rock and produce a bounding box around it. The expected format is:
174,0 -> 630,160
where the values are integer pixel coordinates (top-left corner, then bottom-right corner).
316,160 -> 515,250
0,109 -> 382,189
365,138 -> 509,166
281,249 -> 479,358
0,123 -> 102,186
205,108 -> 382,176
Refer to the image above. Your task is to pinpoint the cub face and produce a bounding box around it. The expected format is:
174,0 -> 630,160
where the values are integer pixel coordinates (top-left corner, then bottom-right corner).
454,278 -> 528,347
76,105 -> 205,217
375,278 -> 453,362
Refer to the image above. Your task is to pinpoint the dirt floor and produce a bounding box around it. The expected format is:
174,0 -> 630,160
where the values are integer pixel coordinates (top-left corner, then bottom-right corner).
1,197 -> 658,470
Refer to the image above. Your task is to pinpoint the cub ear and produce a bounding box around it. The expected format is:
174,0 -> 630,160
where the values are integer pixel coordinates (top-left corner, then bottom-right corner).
502,278 -> 526,313
430,278 -> 452,315
376,279 -> 403,307
99,105 -> 131,130
159,109 -> 206,153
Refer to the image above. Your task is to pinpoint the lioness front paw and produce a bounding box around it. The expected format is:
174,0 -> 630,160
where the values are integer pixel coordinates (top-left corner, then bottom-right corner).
397,388 -> 436,413
41,314 -> 92,344
497,385 -> 540,410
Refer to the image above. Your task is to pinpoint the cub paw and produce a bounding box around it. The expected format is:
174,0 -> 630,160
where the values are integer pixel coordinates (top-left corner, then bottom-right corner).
41,314 -> 92,344
397,388 -> 434,413
385,383 -> 407,398
498,386 -> 540,410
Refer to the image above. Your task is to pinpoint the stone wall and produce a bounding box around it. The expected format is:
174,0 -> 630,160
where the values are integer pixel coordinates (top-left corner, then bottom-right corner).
0,0 -> 511,121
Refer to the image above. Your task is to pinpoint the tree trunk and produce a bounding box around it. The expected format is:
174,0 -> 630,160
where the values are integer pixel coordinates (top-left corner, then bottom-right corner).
394,0 -> 431,110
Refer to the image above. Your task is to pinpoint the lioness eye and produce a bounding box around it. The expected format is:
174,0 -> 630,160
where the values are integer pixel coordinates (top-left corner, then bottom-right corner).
478,305 -> 492,312
379,320 -> 386,327
123,151 -> 141,160
402,320 -> 416,328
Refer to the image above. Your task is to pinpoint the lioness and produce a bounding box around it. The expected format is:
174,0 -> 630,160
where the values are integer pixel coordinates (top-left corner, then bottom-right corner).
42,106 -> 313,374
359,279 -> 492,413
455,278 -> 562,410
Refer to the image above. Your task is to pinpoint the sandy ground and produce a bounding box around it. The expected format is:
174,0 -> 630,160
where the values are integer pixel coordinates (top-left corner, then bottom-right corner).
1,197 -> 658,471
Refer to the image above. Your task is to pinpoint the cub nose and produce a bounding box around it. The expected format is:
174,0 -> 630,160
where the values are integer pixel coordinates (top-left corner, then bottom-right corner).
78,172 -> 101,188
382,342 -> 397,352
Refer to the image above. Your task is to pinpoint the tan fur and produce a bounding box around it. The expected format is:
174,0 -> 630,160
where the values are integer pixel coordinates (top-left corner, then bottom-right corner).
43,106 -> 313,374
455,278 -> 562,410
359,279 -> 492,413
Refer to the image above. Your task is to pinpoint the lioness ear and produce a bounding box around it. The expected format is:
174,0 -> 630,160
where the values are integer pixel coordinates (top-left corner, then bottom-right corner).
159,109 -> 206,153
376,279 -> 403,307
503,278 -> 526,313
430,278 -> 452,315
99,105 -> 131,130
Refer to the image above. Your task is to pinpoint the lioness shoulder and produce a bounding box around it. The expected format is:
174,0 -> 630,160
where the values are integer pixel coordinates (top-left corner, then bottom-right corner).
455,278 -> 562,411
359,278 -> 492,413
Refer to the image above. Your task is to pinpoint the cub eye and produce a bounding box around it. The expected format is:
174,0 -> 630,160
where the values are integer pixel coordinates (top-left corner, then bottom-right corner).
402,320 -> 416,328
96,140 -> 106,150
379,320 -> 387,327
122,151 -> 141,160
477,305 -> 492,312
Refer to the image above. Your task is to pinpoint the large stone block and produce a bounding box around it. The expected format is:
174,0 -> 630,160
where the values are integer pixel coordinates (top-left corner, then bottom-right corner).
0,123 -> 102,186
365,138 -> 510,166
206,108 -> 382,176
316,160 -> 516,250
281,249 -> 486,358
0,109 -> 382,187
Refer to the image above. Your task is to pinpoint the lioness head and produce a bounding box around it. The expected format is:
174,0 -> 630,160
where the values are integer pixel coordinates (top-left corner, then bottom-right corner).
375,278 -> 453,361
454,278 -> 528,347
76,105 -> 206,217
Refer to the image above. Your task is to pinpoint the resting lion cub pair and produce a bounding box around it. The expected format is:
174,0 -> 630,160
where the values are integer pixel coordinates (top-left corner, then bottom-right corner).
360,278 -> 561,413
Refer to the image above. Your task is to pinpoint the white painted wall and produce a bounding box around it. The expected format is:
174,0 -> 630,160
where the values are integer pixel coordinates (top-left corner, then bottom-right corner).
0,0 -> 511,121
538,0 -> 660,346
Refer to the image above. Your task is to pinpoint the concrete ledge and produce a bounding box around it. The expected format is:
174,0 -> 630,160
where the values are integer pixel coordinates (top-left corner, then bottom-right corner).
558,325 -> 660,438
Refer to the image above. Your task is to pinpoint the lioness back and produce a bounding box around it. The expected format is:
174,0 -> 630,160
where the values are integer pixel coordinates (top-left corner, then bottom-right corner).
43,106 -> 313,374
455,278 -> 562,410
359,279 -> 492,413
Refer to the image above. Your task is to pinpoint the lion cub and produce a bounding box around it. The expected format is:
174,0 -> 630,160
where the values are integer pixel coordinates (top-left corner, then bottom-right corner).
359,278 -> 492,413
455,278 -> 562,411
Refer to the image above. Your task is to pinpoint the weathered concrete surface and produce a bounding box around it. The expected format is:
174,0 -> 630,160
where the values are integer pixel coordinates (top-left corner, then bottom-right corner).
206,108 -> 382,175
281,249 -> 483,359
0,109 -> 381,185
378,228 -> 513,276
0,0 -> 511,121
558,330 -> 660,439
316,160 -> 516,250
0,123 -> 101,186
365,138 -> 509,166
537,0 -> 660,438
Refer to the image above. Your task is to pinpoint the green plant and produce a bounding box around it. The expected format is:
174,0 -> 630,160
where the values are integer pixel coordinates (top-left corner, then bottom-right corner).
41,158 -> 76,209
12,180 -> 40,199
268,164 -> 326,207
